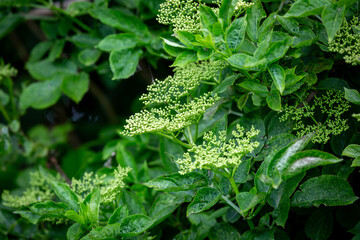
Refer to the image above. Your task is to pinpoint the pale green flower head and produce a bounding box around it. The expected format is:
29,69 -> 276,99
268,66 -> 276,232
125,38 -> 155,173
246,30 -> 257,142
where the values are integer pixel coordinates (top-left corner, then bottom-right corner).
280,91 -> 350,144
329,17 -> 360,66
177,125 -> 260,174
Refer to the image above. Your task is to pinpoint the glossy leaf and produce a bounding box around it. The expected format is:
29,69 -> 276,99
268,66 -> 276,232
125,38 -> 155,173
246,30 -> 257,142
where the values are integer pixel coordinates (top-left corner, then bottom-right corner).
119,214 -> 153,237
342,144 -> 360,158
268,64 -> 286,94
67,223 -> 86,240
110,48 -> 143,80
286,0 -> 331,17
344,88 -> 360,105
87,188 -> 100,224
187,187 -> 221,216
171,50 -> 198,67
236,192 -> 265,215
245,0 -> 266,42
78,49 -> 101,66
227,53 -> 266,70
51,181 -> 80,212
209,222 -> 241,240
29,201 -> 68,218
97,33 -> 140,52
277,15 -> 300,35
239,81 -> 269,97
321,3 -> 346,43
145,172 -> 208,192
266,89 -> 281,111
61,72 -> 89,103
227,17 -> 247,52
291,175 -> 358,207
108,205 -> 129,224
149,193 -> 184,226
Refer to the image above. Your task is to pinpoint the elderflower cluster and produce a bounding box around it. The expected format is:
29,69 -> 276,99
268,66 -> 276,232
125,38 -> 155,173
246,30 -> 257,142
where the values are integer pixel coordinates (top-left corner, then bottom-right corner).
71,166 -> 131,204
1,169 -> 61,208
280,91 -> 350,144
123,93 -> 220,136
235,0 -> 254,12
140,61 -> 227,105
353,113 -> 360,122
0,63 -> 17,81
157,0 -> 201,33
329,17 -> 360,66
177,125 -> 260,174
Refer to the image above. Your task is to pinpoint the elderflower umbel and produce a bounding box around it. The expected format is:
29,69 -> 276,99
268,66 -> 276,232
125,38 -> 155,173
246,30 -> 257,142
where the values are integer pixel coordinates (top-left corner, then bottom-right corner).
157,0 -> 201,33
71,166 -> 131,204
177,125 -> 260,174
0,63 -> 17,81
140,61 -> 227,105
123,93 -> 220,136
235,0 -> 254,12
280,91 -> 350,144
1,169 -> 61,208
329,17 -> 360,66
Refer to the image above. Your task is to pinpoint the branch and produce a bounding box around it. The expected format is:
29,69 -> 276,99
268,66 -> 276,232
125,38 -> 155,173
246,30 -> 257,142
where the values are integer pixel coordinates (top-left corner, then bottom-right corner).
49,155 -> 71,185
297,91 -> 318,109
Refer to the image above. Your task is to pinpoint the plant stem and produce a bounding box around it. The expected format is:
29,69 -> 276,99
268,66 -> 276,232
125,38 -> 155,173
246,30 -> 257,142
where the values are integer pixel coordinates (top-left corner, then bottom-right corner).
186,127 -> 194,144
247,219 -> 255,230
221,195 -> 241,214
0,104 -> 11,123
156,132 -> 192,149
6,78 -> 17,119
229,176 -> 240,195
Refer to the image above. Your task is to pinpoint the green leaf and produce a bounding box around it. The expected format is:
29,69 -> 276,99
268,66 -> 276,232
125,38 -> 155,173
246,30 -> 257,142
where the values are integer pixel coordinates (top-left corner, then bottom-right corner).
48,40 -> 65,61
26,59 -> 77,81
108,205 -> 128,224
51,181 -> 80,211
321,3 -> 346,43
145,172 -> 208,192
199,5 -> 218,30
342,144 -> 360,158
19,77 -> 62,110
268,64 -> 286,94
14,207 -> 41,224
236,192 -> 265,215
67,223 -> 86,240
276,15 -> 300,35
110,48 -> 143,80
61,72 -> 89,103
268,173 -> 305,227
264,36 -> 294,64
90,8 -> 150,41
28,41 -> 53,62
257,12 -> 277,40
286,0 -> 331,17
282,150 -> 342,180
239,81 -> 269,97
121,190 -> 146,215
116,143 -> 137,181
219,0 -> 236,25
305,209 -> 333,240
352,157 -> 360,167
66,1 -> 92,16
29,201 -> 68,218
119,214 -> 153,237
267,133 -> 314,188
87,188 -> 100,224
209,222 -> 240,240
78,49 -> 101,66
213,75 -> 237,95
234,158 -> 251,184
187,187 -> 221,216
344,88 -> 360,105
149,193 -> 184,226
291,175 -> 358,207
0,14 -> 23,40
227,53 -> 266,70
171,50 -> 198,67
65,210 -> 85,225
266,89 -> 281,111
245,0 -> 266,42
97,33 -> 140,52
226,17 -> 247,52
176,31 -> 196,48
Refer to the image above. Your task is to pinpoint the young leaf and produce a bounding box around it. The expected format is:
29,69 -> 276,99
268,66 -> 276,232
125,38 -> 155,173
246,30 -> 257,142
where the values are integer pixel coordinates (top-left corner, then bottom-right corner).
29,201 -> 68,218
219,0 -> 236,26
65,210 -> 85,226
266,89 -> 281,111
282,150 -> 342,180
67,223 -> 86,240
187,187 -> 221,216
276,15 -> 300,36
236,192 -> 265,215
19,77 -> 62,110
110,48 -> 143,80
171,50 -> 198,67
245,0 -> 266,42
344,88 -> 360,105
97,33 -> 140,52
268,64 -> 286,94
61,72 -> 89,103
78,49 -> 101,66
51,181 -> 80,212
321,3 -> 346,43
239,81 -> 269,97
227,54 -> 266,70
122,190 -> 146,215
264,36 -> 294,64
149,193 -> 184,226
286,0 -> 331,17
342,144 -> 360,158
212,75 -> 237,95
108,205 -> 129,224
199,5 -> 218,30
87,188 -> 100,224
119,214 -> 153,237
291,175 -> 358,207
144,172 -> 208,192
226,17 -> 247,52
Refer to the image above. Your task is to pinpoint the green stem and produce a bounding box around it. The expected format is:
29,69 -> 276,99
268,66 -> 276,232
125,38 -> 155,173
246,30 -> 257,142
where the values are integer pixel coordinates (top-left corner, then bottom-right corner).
247,219 -> 255,230
156,132 -> 192,149
249,203 -> 265,219
221,195 -> 241,214
0,104 -> 11,123
6,78 -> 16,119
229,176 -> 240,195
186,127 -> 194,144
